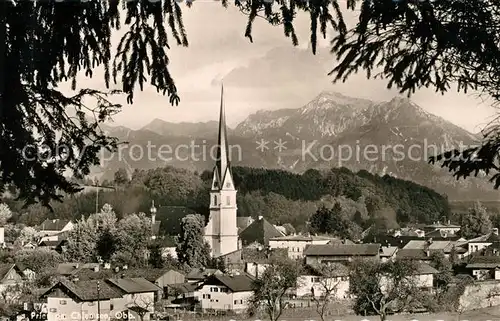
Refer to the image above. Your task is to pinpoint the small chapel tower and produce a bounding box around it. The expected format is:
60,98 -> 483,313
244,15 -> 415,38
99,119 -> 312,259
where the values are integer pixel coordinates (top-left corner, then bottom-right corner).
204,85 -> 239,257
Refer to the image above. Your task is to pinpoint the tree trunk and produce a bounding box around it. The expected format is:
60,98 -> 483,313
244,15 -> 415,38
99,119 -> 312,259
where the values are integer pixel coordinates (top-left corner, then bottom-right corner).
379,312 -> 386,321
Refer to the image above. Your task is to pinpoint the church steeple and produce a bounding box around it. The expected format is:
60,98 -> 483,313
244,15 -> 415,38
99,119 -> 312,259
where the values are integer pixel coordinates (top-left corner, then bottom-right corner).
205,83 -> 239,258
214,84 -> 231,189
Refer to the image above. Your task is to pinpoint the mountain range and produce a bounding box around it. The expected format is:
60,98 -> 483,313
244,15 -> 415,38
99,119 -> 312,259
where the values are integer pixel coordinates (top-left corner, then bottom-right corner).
95,91 -> 497,200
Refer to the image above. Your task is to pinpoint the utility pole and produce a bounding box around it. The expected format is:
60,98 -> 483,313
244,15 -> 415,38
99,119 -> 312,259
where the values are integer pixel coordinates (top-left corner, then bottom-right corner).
95,178 -> 99,214
97,280 -> 101,321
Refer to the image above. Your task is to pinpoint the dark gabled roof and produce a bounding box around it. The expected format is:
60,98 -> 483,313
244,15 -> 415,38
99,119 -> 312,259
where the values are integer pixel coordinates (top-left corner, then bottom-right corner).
201,274 -> 254,292
41,280 -> 122,301
304,244 -> 381,256
238,217 -> 284,246
301,263 -> 349,277
39,219 -> 71,231
468,232 -> 500,243
186,268 -> 222,280
106,277 -> 161,294
56,263 -> 100,276
363,234 -> 460,248
56,263 -> 79,276
414,262 -> 439,275
167,282 -> 198,294
119,269 -> 184,282
396,249 -> 433,260
241,247 -> 288,264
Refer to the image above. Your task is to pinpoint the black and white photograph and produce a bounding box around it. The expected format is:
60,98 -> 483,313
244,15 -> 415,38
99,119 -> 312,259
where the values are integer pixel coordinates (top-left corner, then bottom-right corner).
1,0 -> 500,320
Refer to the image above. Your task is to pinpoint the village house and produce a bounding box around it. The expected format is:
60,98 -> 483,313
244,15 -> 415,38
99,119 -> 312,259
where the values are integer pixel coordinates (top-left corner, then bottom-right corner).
295,263 -> 350,299
38,219 -> 73,237
220,247 -> 288,273
465,256 -> 500,280
105,277 -> 161,321
56,263 -> 101,278
120,269 -> 185,299
164,282 -> 199,308
413,262 -> 439,291
0,264 -> 26,294
16,263 -> 36,281
195,273 -> 254,313
40,279 -> 121,321
186,268 -> 223,285
424,221 -> 461,235
303,243 -> 381,265
379,262 -> 439,294
268,234 -> 335,259
238,216 -> 284,248
466,229 -> 500,256
401,239 -> 466,259
380,246 -> 398,262
243,248 -> 289,278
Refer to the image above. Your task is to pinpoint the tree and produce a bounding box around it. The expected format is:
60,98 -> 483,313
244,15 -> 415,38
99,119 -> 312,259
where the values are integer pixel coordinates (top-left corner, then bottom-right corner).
0,204 -> 12,226
282,223 -> 296,236
460,201 -> 492,239
248,258 -> 300,321
148,242 -> 165,269
96,228 -> 117,262
114,169 -> 129,186
14,248 -> 62,273
130,295 -> 155,321
349,258 -> 423,321
175,214 -> 211,269
113,213 -> 152,267
310,203 -> 360,240
428,251 -> 453,289
17,226 -> 37,244
310,264 -> 343,321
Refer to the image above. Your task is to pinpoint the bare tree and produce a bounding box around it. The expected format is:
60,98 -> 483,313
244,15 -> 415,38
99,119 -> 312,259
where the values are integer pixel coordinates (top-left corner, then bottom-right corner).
248,257 -> 300,321
129,295 -> 155,321
310,264 -> 344,321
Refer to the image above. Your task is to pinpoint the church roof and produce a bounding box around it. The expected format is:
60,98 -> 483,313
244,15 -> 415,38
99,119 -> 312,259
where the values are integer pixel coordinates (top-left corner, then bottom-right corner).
238,217 -> 284,246
213,84 -> 231,189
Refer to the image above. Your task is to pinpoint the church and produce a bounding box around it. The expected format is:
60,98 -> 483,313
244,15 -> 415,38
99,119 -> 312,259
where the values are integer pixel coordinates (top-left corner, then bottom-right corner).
203,85 -> 240,257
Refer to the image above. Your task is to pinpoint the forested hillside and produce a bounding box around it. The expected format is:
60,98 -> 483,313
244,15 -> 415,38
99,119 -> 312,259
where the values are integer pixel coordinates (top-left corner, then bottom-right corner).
2,166 -> 450,236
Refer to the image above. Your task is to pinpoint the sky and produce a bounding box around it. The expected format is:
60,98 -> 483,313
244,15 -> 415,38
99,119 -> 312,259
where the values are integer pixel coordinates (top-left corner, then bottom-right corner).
59,2 -> 498,134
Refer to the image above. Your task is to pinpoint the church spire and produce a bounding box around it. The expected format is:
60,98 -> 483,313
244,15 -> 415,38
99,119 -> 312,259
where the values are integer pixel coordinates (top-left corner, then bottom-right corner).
215,84 -> 230,185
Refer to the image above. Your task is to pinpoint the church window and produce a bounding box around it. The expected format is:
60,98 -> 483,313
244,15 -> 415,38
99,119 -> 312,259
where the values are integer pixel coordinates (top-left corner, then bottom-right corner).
226,196 -> 230,205
214,195 -> 217,205
226,182 -> 231,188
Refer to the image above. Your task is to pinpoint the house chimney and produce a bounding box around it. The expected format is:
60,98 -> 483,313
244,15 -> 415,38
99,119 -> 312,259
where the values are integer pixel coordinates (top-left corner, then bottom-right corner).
426,250 -> 430,257
448,220 -> 451,225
